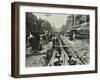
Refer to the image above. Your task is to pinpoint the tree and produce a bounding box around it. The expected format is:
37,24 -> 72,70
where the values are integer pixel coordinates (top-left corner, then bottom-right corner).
26,12 -> 38,33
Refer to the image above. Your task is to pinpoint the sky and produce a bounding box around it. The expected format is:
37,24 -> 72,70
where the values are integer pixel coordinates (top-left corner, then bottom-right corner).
33,13 -> 69,29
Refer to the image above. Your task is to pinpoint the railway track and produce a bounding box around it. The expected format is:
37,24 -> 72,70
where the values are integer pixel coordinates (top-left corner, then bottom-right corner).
48,36 -> 69,66
60,35 -> 89,65
47,35 -> 89,66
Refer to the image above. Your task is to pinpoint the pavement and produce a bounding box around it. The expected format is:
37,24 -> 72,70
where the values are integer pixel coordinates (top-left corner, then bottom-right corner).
26,41 -> 53,67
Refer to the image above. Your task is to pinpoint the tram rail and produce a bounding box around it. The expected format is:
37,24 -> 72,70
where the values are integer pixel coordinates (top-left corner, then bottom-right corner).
47,35 -> 88,66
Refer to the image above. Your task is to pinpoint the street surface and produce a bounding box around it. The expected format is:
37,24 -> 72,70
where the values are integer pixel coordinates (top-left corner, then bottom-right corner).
26,34 -> 89,67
